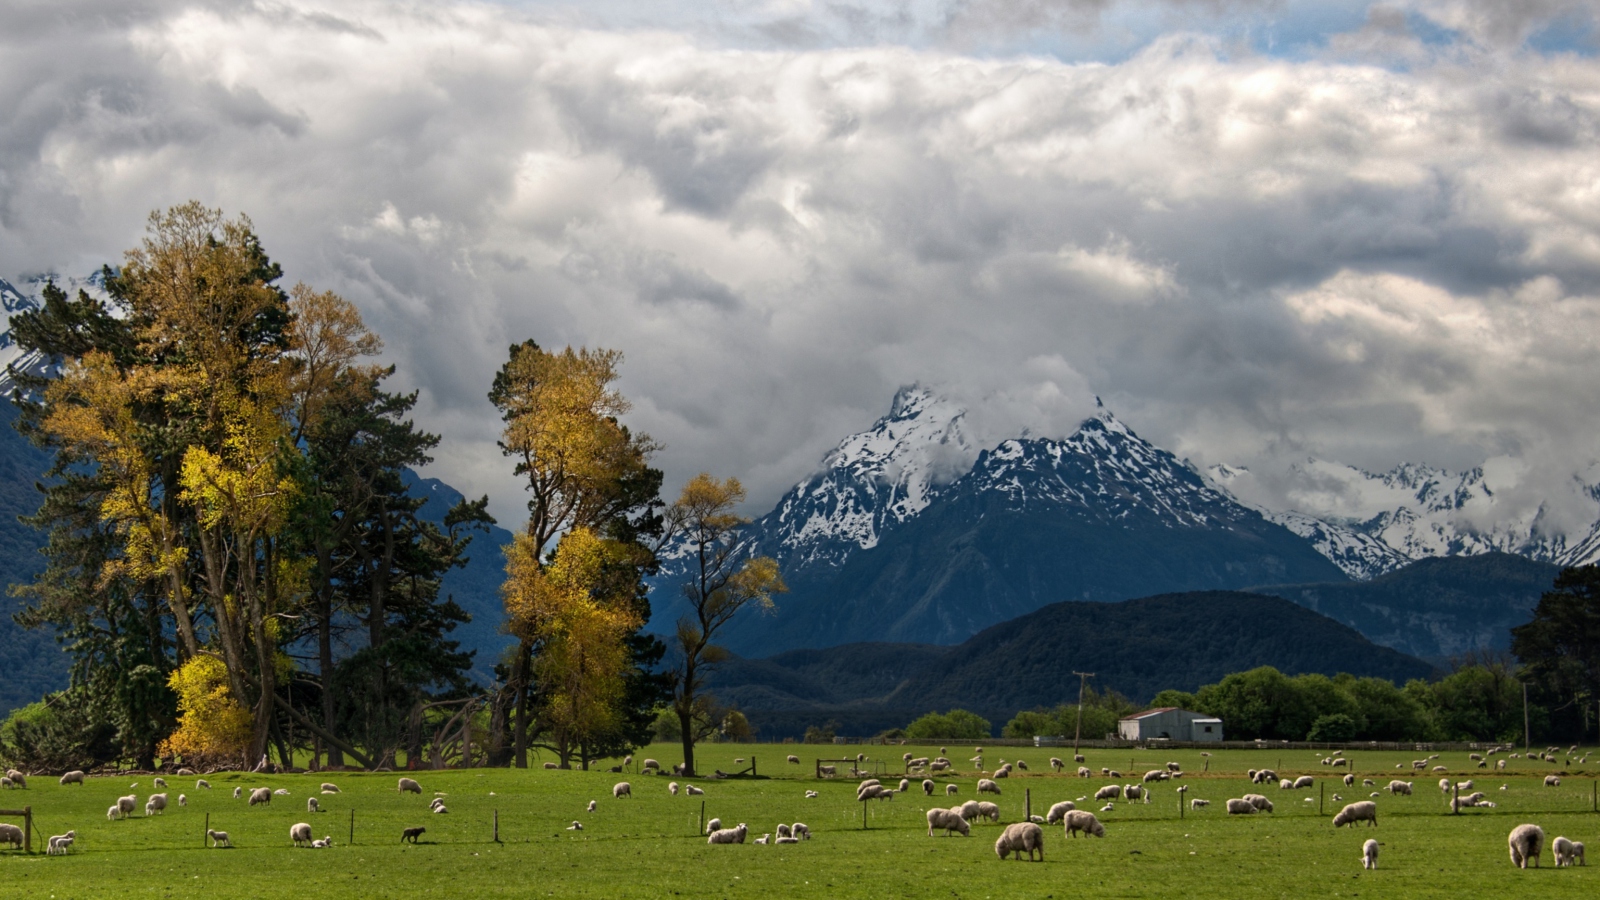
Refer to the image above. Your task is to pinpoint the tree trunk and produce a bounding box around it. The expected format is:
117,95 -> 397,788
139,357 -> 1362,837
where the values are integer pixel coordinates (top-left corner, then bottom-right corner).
512,642 -> 532,768
317,569 -> 343,767
678,706 -> 696,778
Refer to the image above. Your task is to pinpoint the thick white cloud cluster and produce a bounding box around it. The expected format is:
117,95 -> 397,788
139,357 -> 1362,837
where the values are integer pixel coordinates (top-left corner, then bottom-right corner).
2,0 -> 1598,527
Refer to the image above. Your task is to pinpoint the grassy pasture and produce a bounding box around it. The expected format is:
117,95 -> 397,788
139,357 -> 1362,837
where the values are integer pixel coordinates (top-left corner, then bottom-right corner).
4,743 -> 1600,898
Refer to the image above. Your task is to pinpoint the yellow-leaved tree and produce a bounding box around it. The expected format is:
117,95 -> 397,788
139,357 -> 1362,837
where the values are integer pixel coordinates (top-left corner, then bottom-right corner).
158,656 -> 253,769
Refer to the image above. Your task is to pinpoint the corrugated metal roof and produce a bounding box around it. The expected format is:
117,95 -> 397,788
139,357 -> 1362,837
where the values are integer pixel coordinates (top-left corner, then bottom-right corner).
1119,707 -> 1181,720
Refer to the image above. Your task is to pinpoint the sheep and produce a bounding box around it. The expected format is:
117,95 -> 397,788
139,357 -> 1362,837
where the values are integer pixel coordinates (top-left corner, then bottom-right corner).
178,794 -> 187,807
59,770 -> 85,786
4,770 -> 24,788
818,765 -> 837,778
206,828 -> 231,848
775,823 -> 792,840
753,834 -> 770,845
542,762 -> 558,770
977,778 -> 1001,795
1456,779 -> 1474,792
1190,799 -> 1210,809
805,790 -> 819,798
233,787 -> 243,800
976,801 -> 1000,823
0,823 -> 21,850
1469,752 -> 1483,761
1573,841 -> 1587,866
1101,803 -> 1114,812
1332,801 -> 1378,828
249,787 -> 271,806
1226,798 -> 1257,815
311,837 -> 332,848
1167,761 -> 1182,772
641,758 -> 660,772
787,755 -> 800,765
930,760 -> 951,773
1095,785 -> 1122,801
992,767 -> 1010,780
1046,801 -> 1077,824
686,785 -> 705,796
1243,794 -> 1274,813
1076,753 -> 1087,762
1124,785 -> 1146,803
1388,780 -> 1412,795
1344,774 -> 1355,787
995,821 -> 1045,861
1364,779 -> 1375,786
775,835 -> 800,844
1279,778 -> 1294,790
958,800 -> 983,822
1144,770 -> 1168,783
433,804 -> 449,814
1050,757 -> 1064,772
1545,775 -> 1561,787
117,794 -> 138,817
1362,838 -> 1379,869
398,777 -> 422,795
291,822 -> 314,847
928,808 -> 972,836
317,782 -> 339,794
1108,770 -> 1122,778
1497,759 -> 1506,770
273,788 -> 291,797
1332,758 -> 1348,768
153,777 -> 167,788
946,784 -> 959,796
908,757 -> 930,769
1553,835 -> 1579,866
707,824 -> 748,845
105,804 -> 120,821
1509,823 -> 1545,868
1293,776 -> 1314,789
922,779 -> 935,796
1433,765 -> 1447,773
897,778 -> 910,793
401,826 -> 426,843
1063,809 -> 1105,838
613,782 -> 632,799
46,831 -> 75,856
1077,766 -> 1091,778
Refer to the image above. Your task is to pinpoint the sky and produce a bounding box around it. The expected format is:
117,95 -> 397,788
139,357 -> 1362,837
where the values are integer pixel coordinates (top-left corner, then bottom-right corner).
2,0 -> 1599,530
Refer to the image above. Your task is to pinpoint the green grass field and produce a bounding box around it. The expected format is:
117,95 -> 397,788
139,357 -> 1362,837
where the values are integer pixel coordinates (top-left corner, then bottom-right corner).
5,743 -> 1600,898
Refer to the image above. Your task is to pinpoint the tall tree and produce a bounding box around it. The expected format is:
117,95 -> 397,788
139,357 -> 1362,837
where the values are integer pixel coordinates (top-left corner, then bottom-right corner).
661,474 -> 785,777
1512,565 -> 1600,738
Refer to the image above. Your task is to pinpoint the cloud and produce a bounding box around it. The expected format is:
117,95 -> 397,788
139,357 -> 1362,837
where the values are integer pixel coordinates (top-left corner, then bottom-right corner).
3,0 -> 1600,537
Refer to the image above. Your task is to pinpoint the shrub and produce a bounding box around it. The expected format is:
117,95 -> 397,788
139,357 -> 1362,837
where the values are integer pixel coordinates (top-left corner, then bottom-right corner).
802,722 -> 837,744
1306,713 -> 1358,742
905,709 -> 991,741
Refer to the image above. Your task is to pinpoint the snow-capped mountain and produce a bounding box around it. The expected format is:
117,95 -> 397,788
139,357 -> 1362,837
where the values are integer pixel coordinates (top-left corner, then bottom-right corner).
1209,459 -> 1600,581
0,272 -> 109,393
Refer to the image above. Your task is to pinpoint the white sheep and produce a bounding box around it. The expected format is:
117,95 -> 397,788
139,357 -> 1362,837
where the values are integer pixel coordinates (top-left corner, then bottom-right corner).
754,834 -> 770,845
207,829 -> 231,848
686,785 -> 705,796
1344,774 -> 1355,787
1553,835 -> 1578,866
1293,776 -> 1314,789
705,817 -> 724,834
1509,823 -> 1545,868
1332,758 -> 1348,768
233,787 -> 243,800
1046,801 -> 1077,824
976,801 -> 1000,823
1124,785 -> 1146,803
1077,766 -> 1091,778
587,800 -> 597,813
1456,779 -> 1474,792
0,823 -> 21,849
818,765 -> 837,777
178,794 -> 187,807
641,759 -> 660,772
1094,785 -> 1122,801
707,823 -> 748,845
311,837 -> 332,848
308,797 -> 320,813
898,779 -> 910,792
776,823 -> 792,839
1144,770 -> 1168,783
117,794 -> 138,817
1050,757 -> 1064,772
1545,775 -> 1561,787
922,779 -> 935,796
1388,780 -> 1412,795
994,821 -> 1045,861
105,804 -> 120,821
46,831 -> 75,856
144,790 -> 169,815
787,755 -> 800,765
1243,794 -> 1274,813
1191,798 -> 1210,809
793,822 -> 810,840
1332,801 -> 1378,828
320,782 -> 340,793
3,770 -> 23,789
614,782 -> 632,799
398,777 -> 422,794
543,762 -> 558,770
248,787 -> 271,806
1279,778 -> 1294,790
195,779 -> 210,790
805,790 -> 819,798
977,779 -> 1001,795
1362,839 -> 1378,869
946,784 -> 958,796
274,788 -> 291,796
291,822 -> 314,847
154,777 -> 167,788
567,821 -> 582,830
1226,798 -> 1257,815
927,808 -> 970,837
775,835 -> 799,844
1063,809 -> 1105,838
59,771 -> 85,786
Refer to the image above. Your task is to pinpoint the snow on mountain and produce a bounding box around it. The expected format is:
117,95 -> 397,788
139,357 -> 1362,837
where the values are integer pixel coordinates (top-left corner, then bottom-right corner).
0,272 -> 109,393
734,385 -> 971,574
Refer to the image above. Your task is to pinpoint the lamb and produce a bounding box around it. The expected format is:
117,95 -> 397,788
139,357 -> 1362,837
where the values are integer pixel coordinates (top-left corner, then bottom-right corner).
776,823 -> 792,839
291,822 -> 314,847
46,831 -> 74,856
753,834 -> 770,845
4,769 -> 24,788
233,787 -> 243,800
923,779 -> 935,796
1508,823 -> 1544,868
1573,841 -> 1587,866
1190,799 -> 1210,809
775,835 -> 800,844
1553,835 -> 1578,866
1456,779 -> 1474,792
1050,757 -> 1064,772
59,770 -> 85,786
1062,809 -> 1105,838
206,828 -> 231,848
1364,779 -> 1375,786
787,755 -> 800,765
908,757 -> 930,769
249,787 -> 271,806
311,837 -> 332,848
1388,781 -> 1412,795
792,822 -> 810,840
1094,785 -> 1122,801
1545,775 -> 1561,787
1243,794 -> 1274,812
117,794 -> 138,817
307,797 -> 320,813
567,821 -> 583,831
1045,801 -> 1077,824
685,785 -> 705,796
707,823 -> 749,845
977,779 -> 1001,795
401,826 -> 426,843
398,777 -> 422,795
178,794 -> 187,807
1226,799 -> 1257,815
320,782 -> 339,793
1362,838 -> 1379,869
805,790 -> 819,798
194,779 -> 210,790
1332,801 -> 1378,828
106,804 -> 120,821
976,801 -> 1000,823
433,804 -> 449,814
946,784 -> 959,796
614,782 -> 632,799
994,821 -> 1045,861
927,808 -> 971,837
705,817 -> 723,834
154,777 -> 167,788
930,760 -> 952,773
0,823 -> 22,849
1293,776 -> 1314,789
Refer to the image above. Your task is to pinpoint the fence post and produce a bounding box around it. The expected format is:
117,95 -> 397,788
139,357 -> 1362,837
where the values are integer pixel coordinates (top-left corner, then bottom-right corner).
1026,789 -> 1031,823
349,809 -> 355,844
699,800 -> 705,837
494,809 -> 500,843
204,812 -> 209,848
862,797 -> 867,830
23,806 -> 30,855
1320,784 -> 1324,817
1453,783 -> 1459,815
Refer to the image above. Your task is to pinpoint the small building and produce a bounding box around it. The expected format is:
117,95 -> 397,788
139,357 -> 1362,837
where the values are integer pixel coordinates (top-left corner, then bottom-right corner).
1117,708 -> 1223,742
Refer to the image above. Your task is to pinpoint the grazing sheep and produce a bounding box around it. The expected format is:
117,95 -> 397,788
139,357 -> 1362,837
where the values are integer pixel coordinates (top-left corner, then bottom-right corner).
977,779 -> 1001,795
707,824 -> 748,845
805,790 -> 819,798
1243,794 -> 1274,812
1362,838 -> 1379,869
1294,776 -> 1314,789
1167,762 -> 1182,772
1077,766 -> 1091,778
401,826 -> 426,843
776,823 -> 792,839
1226,799 -> 1257,815
1063,810 -> 1105,838
118,794 -> 137,816
995,821 -> 1045,861
585,800 -> 597,813
923,779 -> 935,796
1571,841 -> 1586,866
958,800 -> 983,822
1553,835 -> 1578,866
249,788 -> 271,807
1545,775 -> 1561,787
946,784 -> 959,796
1046,801 -> 1077,824
233,787 -> 243,800
976,801 -> 1000,823
1509,824 -> 1545,868
153,777 -> 167,788
1191,799 -> 1210,809
398,778 -> 422,795
686,785 -> 705,797
0,823 -> 22,849
542,762 -> 558,770
1108,770 -> 1122,779
59,771 -> 84,786
1332,758 -> 1348,768
290,822 -> 314,847
303,796 -> 319,813
1333,801 -> 1378,828
927,808 -> 971,836
1344,774 -> 1355,787
641,759 -> 660,772
1388,781 -> 1412,796
1095,785 -> 1122,801
787,755 -> 800,765
791,822 -> 810,840
4,770 -> 24,788
178,794 -> 187,807
1433,765 -> 1448,773
1076,754 -> 1087,763
898,779 -> 910,792
1279,778 -> 1294,790
1125,785 -> 1146,803
1050,758 -> 1064,772
1144,770 -> 1169,783
614,782 -> 632,799
908,757 -> 930,769
207,828 -> 231,848
818,765 -> 837,778
1364,779 -> 1375,786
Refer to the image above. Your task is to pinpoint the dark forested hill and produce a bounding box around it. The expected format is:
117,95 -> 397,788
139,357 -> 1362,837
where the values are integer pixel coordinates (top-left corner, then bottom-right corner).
0,403 -> 72,717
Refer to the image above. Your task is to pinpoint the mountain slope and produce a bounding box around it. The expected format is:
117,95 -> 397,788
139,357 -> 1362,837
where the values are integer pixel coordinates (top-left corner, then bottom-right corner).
1250,552 -> 1560,662
705,590 -> 1436,738
0,403 -> 72,718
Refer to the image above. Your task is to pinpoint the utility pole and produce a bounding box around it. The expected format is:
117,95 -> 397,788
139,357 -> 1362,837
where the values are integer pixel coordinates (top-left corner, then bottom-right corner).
1073,672 -> 1095,756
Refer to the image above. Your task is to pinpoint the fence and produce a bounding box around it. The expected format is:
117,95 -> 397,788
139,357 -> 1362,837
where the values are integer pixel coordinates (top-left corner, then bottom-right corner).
0,807 -> 32,853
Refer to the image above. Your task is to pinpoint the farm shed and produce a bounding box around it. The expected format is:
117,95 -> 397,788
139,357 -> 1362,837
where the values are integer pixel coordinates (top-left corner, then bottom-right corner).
1117,708 -> 1223,742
